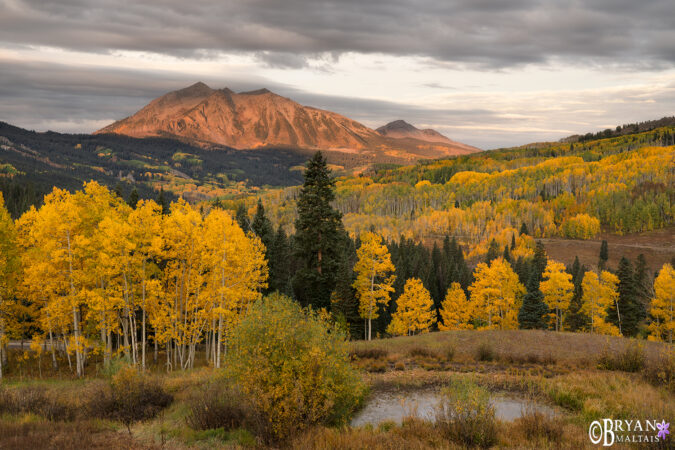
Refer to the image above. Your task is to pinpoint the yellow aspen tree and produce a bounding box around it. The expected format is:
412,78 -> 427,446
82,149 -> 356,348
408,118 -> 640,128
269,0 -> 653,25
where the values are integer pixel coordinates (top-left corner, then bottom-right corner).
127,200 -> 164,370
21,183 -> 118,377
438,282 -> 473,330
387,278 -> 435,336
353,231 -> 396,341
648,263 -> 675,343
201,208 -> 267,368
0,193 -> 19,380
469,258 -> 524,330
540,259 -> 574,331
581,271 -> 620,335
160,199 -> 206,370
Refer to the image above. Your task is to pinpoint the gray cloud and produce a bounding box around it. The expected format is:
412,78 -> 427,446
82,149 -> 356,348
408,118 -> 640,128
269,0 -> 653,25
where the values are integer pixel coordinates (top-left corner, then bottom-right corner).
1,0 -> 674,69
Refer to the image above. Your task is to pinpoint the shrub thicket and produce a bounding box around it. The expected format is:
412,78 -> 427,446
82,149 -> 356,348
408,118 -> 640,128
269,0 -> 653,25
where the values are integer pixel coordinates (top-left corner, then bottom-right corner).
435,379 -> 497,448
225,293 -> 366,442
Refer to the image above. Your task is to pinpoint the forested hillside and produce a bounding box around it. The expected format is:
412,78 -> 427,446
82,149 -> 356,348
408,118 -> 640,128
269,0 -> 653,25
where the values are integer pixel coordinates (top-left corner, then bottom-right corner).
0,121 -> 307,216
251,126 -> 674,261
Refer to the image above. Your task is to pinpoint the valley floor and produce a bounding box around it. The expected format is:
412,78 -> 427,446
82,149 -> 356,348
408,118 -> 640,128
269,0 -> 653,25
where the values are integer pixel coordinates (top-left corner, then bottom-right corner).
0,330 -> 673,449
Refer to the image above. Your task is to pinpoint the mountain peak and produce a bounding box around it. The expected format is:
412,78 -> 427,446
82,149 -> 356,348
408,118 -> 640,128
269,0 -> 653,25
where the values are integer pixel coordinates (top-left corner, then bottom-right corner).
95,83 -> 479,159
377,120 -> 417,134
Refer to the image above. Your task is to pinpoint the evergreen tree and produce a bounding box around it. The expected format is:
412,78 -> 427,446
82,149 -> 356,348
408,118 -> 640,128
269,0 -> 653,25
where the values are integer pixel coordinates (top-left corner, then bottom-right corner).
293,152 -> 346,310
114,182 -> 124,199
510,233 -> 516,250
127,187 -> 139,209
565,257 -> 588,331
531,241 -> 548,283
267,225 -> 292,295
633,254 -> 652,307
599,240 -> 609,270
518,272 -> 549,329
235,203 -> 250,233
486,238 -> 500,264
613,257 -> 646,336
519,222 -> 529,236
331,237 -> 362,339
430,243 -> 444,311
251,200 -> 274,248
502,245 -> 512,264
156,187 -> 169,215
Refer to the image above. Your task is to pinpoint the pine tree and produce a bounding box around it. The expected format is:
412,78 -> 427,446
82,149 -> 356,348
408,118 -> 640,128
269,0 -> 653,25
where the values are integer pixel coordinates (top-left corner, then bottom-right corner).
565,257 -> 588,331
293,152 -> 346,310
518,272 -> 548,329
613,257 -> 645,337
486,238 -> 500,264
156,187 -> 169,215
510,233 -> 516,250
235,203 -> 250,233
598,240 -> 609,270
531,241 -> 548,283
268,225 -> 292,295
127,187 -> 139,209
502,245 -> 512,264
519,222 -> 529,236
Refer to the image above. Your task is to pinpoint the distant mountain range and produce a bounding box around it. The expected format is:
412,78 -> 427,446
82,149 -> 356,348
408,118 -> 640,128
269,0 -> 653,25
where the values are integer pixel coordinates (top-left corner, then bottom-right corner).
96,82 -> 479,162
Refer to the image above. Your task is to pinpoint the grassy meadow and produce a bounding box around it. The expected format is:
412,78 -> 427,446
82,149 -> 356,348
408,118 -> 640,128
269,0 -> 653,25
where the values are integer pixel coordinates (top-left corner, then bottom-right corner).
0,329 -> 673,449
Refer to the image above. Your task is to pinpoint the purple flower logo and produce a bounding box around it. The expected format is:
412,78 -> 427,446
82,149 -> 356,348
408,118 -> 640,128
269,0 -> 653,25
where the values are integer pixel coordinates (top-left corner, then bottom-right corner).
657,420 -> 670,440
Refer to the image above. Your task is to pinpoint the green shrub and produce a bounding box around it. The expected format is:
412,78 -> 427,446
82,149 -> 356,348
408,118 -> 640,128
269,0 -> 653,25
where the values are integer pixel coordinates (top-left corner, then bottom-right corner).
435,379 -> 497,448
598,341 -> 645,372
186,382 -> 252,431
225,293 -> 366,443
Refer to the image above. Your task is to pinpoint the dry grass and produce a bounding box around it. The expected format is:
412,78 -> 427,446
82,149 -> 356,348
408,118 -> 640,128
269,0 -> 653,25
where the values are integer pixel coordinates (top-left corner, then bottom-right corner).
349,329 -> 669,370
0,419 -> 155,450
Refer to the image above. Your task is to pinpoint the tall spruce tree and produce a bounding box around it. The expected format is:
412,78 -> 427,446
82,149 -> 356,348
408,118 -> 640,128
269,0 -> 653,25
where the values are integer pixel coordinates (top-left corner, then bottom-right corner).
267,225 -> 292,295
251,199 -> 274,249
235,203 -> 250,233
565,256 -> 588,331
613,257 -> 646,336
292,152 -> 346,309
156,187 -> 169,215
127,187 -> 139,209
518,272 -> 548,329
486,238 -> 500,264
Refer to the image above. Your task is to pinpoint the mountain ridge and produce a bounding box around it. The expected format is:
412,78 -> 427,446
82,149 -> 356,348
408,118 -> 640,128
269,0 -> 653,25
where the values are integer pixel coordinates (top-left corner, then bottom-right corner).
96,82 -> 479,161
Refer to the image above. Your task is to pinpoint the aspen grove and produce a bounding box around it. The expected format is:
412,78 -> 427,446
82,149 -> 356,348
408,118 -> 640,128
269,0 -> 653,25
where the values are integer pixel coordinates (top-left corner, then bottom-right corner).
2,182 -> 267,377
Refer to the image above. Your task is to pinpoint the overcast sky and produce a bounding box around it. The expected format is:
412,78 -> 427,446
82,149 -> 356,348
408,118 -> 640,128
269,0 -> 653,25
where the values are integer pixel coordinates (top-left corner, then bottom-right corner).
1,0 -> 674,149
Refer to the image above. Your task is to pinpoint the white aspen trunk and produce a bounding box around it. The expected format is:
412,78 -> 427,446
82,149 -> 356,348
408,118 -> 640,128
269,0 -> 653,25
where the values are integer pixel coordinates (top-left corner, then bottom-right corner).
142,260 -> 147,371
216,314 -> 223,369
48,326 -> 57,370
66,231 -> 83,377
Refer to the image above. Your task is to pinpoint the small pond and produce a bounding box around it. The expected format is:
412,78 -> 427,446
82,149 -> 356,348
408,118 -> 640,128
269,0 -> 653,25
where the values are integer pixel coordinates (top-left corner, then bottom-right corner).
350,390 -> 557,428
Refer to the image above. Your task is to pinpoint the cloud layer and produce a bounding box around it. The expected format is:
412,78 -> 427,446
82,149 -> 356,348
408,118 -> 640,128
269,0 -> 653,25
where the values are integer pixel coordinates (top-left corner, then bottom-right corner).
2,0 -> 674,69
